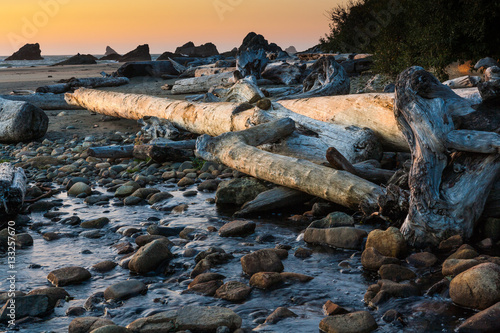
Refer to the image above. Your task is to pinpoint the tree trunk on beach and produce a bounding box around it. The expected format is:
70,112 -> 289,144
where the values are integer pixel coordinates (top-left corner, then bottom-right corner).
394,66 -> 500,247
0,163 -> 26,218
0,94 -> 84,110
36,77 -> 130,94
171,71 -> 242,95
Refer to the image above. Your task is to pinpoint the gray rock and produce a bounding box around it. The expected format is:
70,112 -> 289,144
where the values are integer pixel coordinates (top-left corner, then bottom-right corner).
69,317 -> 115,333
26,287 -> 70,308
304,227 -> 367,250
308,212 -> 354,228
219,220 -> 256,237
47,266 -> 91,287
68,182 -> 92,197
319,311 -> 377,333
81,217 -> 109,229
128,239 -> 173,274
215,178 -> 267,205
103,280 -> 147,301
123,196 -> 142,206
240,249 -> 284,276
148,192 -> 173,205
0,295 -> 51,322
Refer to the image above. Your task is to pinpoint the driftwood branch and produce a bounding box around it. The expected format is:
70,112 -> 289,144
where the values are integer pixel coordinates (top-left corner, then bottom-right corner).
0,163 -> 26,217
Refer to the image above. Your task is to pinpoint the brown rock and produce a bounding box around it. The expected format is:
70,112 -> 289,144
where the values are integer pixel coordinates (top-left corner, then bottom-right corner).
188,273 -> 226,288
215,281 -> 252,302
304,227 -> 367,250
406,252 -> 438,268
319,311 -> 377,333
365,227 -> 406,258
27,287 -> 69,308
457,301 -> 500,332
378,264 -> 416,282
240,249 -> 284,276
249,272 -> 283,289
442,259 -> 480,276
447,244 -> 479,260
185,280 -> 223,296
47,267 -> 91,287
438,234 -> 463,252
128,239 -> 173,274
361,247 -> 400,271
92,260 -> 117,273
264,307 -> 298,324
69,317 -> 115,333
323,300 -> 348,316
219,220 -> 256,237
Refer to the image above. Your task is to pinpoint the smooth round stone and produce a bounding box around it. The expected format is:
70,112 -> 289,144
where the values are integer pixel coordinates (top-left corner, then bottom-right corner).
124,196 -> 142,206
68,182 -> 92,197
103,280 -> 147,301
47,266 -> 91,287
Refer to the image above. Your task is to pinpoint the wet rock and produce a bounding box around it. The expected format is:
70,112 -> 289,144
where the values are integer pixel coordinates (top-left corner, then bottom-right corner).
47,266 -> 91,287
447,244 -> 479,260
191,252 -> 234,278
81,217 -> 109,229
241,249 -> 284,276
294,247 -> 313,258
115,185 -> 138,198
69,317 -> 115,333
81,230 -> 103,239
128,239 -> 173,274
27,156 -> 59,168
183,248 -> 197,257
365,227 -> 406,258
83,292 -> 105,312
61,216 -> 82,226
28,200 -> 61,212
0,295 -> 51,321
147,224 -> 183,237
406,252 -> 438,268
26,287 -> 69,308
66,306 -> 86,316
103,280 -> 147,301
92,261 -> 117,273
255,233 -> 276,244
126,311 -> 177,332
449,263 -> 500,310
438,235 -> 463,252
382,309 -> 402,323
362,247 -> 400,270
378,264 -> 416,282
186,280 -> 224,296
130,188 -> 160,199
215,281 -> 252,302
119,44 -> 151,62
367,280 -> 419,307
457,301 -> 500,333
124,196 -> 142,206
442,259 -> 480,276
189,273 -> 226,288
68,182 -> 92,197
215,178 -> 267,205
319,311 -> 377,333
5,43 -> 43,60
148,192 -> 173,204
43,232 -> 61,241
177,177 -> 195,187
323,300 -> 348,316
264,307 -> 298,324
135,235 -> 171,247
280,272 -> 314,282
14,233 -> 33,248
249,272 -> 283,289
308,212 -> 354,228
304,227 -> 367,250
219,220 -> 256,237
89,325 -> 132,333
198,179 -> 219,192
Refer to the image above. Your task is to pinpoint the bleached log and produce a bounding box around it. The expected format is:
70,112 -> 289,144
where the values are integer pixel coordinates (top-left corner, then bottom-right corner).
36,77 -> 130,94
66,88 -> 382,164
0,94 -> 84,110
194,66 -> 236,77
442,76 -> 481,88
235,186 -> 311,217
0,163 -> 26,217
0,98 -> 48,143
395,66 -> 500,247
171,71 -> 242,95
278,89 -> 482,151
196,118 -> 386,212
213,76 -> 265,103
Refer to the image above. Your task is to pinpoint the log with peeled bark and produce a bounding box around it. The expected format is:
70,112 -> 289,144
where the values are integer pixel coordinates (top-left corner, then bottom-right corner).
0,93 -> 84,110
0,98 -> 48,143
65,88 -> 383,164
0,163 -> 27,218
442,75 -> 481,88
196,118 -> 398,213
282,56 -> 350,99
36,77 -> 130,94
278,88 -> 482,151
171,71 -> 242,95
394,66 -> 500,248
212,76 -> 265,104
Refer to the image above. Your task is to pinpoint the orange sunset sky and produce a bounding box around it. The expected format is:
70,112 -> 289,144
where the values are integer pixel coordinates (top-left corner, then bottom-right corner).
0,0 -> 344,56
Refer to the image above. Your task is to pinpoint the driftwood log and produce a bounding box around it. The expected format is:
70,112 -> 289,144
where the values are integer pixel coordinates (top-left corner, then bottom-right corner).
0,94 -> 84,110
0,163 -> 26,218
36,77 -> 129,94
87,140 -> 196,160
132,145 -> 193,163
395,66 -> 500,247
171,71 -> 242,95
237,49 -> 268,78
196,118 -> 387,212
261,62 -> 305,85
65,88 -> 382,164
115,61 -> 181,78
0,98 -> 48,143
278,88 -> 482,151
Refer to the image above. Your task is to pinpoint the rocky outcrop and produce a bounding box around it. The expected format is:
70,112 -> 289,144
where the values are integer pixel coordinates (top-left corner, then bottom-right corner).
53,54 -> 97,66
119,44 -> 151,62
285,46 -> 298,54
105,46 -> 118,56
175,42 -> 219,57
239,32 -> 282,53
100,46 -> 121,61
5,43 -> 43,60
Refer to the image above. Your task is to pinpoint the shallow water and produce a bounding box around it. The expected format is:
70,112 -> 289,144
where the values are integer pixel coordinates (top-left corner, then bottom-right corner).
0,183 -> 474,332
0,55 -> 162,69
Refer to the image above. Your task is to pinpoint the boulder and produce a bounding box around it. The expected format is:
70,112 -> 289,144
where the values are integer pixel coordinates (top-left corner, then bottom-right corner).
442,259 -> 480,276
53,54 -> 97,66
219,220 -> 256,237
378,264 -> 416,282
215,281 -> 252,302
240,249 -> 284,276
128,239 -> 173,274
175,42 -> 219,57
319,311 -> 377,333
103,280 -> 147,301
69,317 -> 115,333
47,266 -> 91,287
457,301 -> 500,332
406,252 -> 438,268
365,227 -> 407,258
249,272 -> 283,289
264,307 -> 298,324
308,212 -> 354,229
361,247 -> 400,271
0,295 -> 51,322
26,287 -> 70,308
449,263 -> 500,310
175,306 -> 242,332
5,43 -> 43,60
0,98 -> 48,143
215,178 -> 267,205
119,44 -> 151,62
304,227 -> 367,250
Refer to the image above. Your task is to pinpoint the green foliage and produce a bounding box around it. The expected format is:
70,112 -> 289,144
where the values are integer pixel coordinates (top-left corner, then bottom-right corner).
320,0 -> 500,80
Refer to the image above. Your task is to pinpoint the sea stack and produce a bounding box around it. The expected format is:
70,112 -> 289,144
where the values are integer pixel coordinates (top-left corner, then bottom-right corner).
174,42 -> 219,57
100,46 -> 122,60
119,44 -> 151,62
5,43 -> 43,61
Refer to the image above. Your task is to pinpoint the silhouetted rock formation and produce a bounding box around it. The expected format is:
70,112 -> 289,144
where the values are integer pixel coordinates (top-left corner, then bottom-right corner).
100,46 -> 121,60
105,46 -> 118,56
120,44 -> 151,62
53,54 -> 97,66
5,43 -> 43,61
156,51 -> 177,61
174,42 -> 219,57
238,32 -> 282,53
285,46 -> 298,54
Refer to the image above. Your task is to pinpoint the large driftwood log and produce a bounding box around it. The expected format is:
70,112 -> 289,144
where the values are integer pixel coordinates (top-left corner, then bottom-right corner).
194,66 -> 236,77
36,77 -> 130,94
278,88 -> 482,151
442,75 -> 481,88
87,140 -> 196,159
196,118 -> 387,212
0,98 -> 48,143
171,71 -> 242,95
261,62 -> 305,85
65,88 -> 382,164
0,94 -> 84,110
115,61 -> 181,78
0,163 -> 26,218
237,49 -> 268,78
283,56 -> 350,99
395,66 -> 500,247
